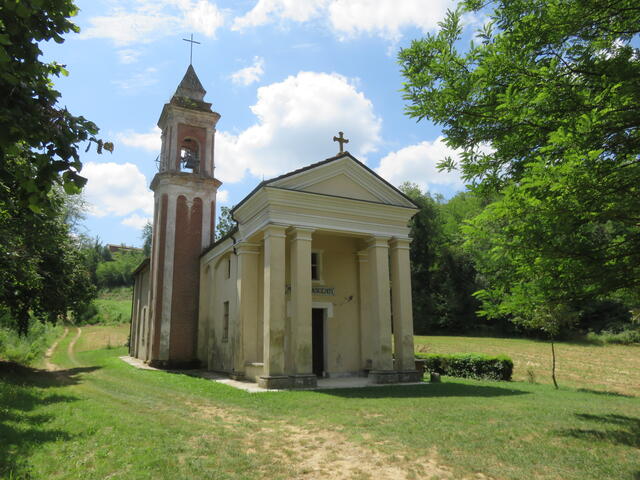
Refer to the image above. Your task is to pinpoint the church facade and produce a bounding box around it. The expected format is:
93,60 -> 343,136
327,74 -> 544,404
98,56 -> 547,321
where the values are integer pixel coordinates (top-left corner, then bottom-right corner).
129,65 -> 420,389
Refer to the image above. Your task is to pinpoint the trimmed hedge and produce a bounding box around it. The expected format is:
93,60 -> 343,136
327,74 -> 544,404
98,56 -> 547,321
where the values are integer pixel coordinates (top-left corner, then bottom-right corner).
416,353 -> 513,381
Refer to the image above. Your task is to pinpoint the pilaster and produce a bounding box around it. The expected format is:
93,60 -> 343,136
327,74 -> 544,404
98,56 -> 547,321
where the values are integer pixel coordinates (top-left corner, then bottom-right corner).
235,242 -> 260,377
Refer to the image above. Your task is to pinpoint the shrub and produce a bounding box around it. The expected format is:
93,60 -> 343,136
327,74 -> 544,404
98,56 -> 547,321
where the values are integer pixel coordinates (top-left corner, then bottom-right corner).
0,321 -> 62,365
586,329 -> 640,345
416,353 -> 514,381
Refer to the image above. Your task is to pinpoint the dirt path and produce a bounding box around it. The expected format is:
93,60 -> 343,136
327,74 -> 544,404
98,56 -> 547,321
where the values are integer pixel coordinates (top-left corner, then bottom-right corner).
44,327 -> 69,371
67,327 -> 82,367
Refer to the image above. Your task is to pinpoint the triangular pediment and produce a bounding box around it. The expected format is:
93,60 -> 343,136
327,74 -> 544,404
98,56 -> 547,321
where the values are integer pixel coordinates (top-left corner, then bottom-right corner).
268,153 -> 416,208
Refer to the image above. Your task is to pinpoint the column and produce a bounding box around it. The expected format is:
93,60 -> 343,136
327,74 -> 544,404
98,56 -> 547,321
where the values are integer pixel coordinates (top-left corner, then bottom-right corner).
234,242 -> 260,379
390,238 -> 419,382
367,237 -> 398,383
356,251 -> 371,371
259,225 -> 290,389
289,227 -> 316,388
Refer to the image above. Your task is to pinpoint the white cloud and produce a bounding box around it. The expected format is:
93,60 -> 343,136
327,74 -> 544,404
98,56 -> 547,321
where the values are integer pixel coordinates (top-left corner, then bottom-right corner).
122,213 -> 152,229
232,0 -> 450,40
230,56 -> 265,86
375,137 -> 465,192
117,48 -> 141,64
216,189 -> 229,204
215,71 -> 381,182
328,0 -> 450,40
116,126 -> 162,152
80,0 -> 224,47
83,162 -> 153,218
232,0 -> 328,30
116,71 -> 381,184
112,67 -> 159,91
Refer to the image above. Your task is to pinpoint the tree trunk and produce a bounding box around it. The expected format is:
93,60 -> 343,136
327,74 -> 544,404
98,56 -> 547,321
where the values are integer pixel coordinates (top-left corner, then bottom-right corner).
551,340 -> 558,389
17,307 -> 30,337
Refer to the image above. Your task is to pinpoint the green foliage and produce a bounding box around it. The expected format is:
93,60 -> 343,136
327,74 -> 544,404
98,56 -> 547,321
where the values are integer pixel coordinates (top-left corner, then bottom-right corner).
142,221 -> 152,257
96,251 -> 145,289
215,206 -> 236,240
586,329 -> 640,345
416,352 -> 514,381
0,314 -> 62,364
76,288 -> 133,325
399,0 -> 640,335
0,0 -> 112,213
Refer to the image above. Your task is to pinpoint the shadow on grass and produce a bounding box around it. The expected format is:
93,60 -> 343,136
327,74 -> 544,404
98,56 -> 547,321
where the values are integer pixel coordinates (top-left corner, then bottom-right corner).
557,413 -> 640,448
576,387 -> 635,398
0,362 -> 96,478
318,381 -> 529,399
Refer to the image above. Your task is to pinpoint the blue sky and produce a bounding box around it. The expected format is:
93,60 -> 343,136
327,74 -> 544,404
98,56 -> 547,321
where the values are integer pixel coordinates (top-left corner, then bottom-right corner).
43,0 -> 475,247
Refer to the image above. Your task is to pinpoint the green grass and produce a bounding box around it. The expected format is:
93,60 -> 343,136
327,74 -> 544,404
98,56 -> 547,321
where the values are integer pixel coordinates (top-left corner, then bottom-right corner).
81,287 -> 133,325
1,327 -> 638,479
416,335 -> 640,397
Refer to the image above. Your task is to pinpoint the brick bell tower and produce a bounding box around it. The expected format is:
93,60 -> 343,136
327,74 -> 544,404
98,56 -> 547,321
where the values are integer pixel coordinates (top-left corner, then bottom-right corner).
147,64 -> 221,368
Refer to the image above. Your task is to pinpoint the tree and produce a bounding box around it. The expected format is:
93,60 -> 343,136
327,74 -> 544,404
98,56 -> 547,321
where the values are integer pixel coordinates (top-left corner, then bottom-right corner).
142,221 -> 152,257
0,0 -> 112,214
399,1 -> 640,358
215,206 -> 236,240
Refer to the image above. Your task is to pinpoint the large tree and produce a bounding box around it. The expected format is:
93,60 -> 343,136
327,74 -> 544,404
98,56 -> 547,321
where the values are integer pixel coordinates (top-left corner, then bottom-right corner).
399,0 -> 640,335
0,0 -> 111,213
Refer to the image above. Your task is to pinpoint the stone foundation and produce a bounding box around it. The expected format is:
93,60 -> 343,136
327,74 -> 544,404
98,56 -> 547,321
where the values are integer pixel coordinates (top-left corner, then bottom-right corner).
368,370 -> 399,384
289,374 -> 318,389
258,375 -> 291,389
398,369 -> 422,383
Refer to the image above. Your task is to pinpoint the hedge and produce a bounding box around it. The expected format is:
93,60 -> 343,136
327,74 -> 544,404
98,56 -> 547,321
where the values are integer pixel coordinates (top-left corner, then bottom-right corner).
416,353 -> 513,381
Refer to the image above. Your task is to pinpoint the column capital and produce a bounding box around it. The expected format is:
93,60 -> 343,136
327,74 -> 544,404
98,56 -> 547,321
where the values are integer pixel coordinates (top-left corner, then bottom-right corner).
356,250 -> 368,262
236,242 -> 261,255
263,224 -> 287,240
389,237 -> 412,250
288,226 -> 315,242
366,236 -> 391,249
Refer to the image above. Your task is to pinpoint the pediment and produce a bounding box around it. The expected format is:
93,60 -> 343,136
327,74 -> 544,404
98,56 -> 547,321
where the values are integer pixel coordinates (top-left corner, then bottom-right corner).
268,154 -> 416,208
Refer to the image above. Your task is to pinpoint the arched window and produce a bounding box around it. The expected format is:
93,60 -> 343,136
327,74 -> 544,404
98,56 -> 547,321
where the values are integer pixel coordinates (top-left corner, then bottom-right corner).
180,138 -> 199,172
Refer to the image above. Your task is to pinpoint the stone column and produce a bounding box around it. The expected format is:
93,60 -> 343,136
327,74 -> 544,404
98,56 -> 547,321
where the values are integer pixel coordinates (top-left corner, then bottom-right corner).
390,238 -> 420,382
367,237 -> 398,384
234,242 -> 260,379
289,227 -> 316,388
357,251 -> 371,371
259,225 -> 290,389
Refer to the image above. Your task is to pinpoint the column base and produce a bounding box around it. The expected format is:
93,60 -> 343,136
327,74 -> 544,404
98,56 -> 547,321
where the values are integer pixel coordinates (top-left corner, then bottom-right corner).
368,370 -> 399,384
258,375 -> 291,389
397,369 -> 422,383
229,372 -> 245,381
289,374 -> 318,389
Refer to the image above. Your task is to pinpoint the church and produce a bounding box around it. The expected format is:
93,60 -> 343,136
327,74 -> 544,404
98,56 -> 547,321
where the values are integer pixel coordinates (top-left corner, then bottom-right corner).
129,64 -> 421,389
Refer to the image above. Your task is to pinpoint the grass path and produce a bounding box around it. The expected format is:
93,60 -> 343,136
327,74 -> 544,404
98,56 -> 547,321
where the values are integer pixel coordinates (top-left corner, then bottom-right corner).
1,326 -> 639,480
43,327 -> 68,371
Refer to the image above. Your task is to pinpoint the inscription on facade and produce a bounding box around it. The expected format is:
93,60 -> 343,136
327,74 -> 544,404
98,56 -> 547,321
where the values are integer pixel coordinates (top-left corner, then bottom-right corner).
312,286 -> 335,296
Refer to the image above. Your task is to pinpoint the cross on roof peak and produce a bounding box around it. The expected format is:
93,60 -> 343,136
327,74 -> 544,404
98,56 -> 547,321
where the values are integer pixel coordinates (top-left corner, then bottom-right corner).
182,34 -> 201,65
333,131 -> 349,153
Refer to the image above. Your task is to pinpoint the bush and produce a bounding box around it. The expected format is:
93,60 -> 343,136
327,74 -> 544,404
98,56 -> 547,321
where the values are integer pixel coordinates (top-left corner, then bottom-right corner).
585,329 -> 640,345
0,321 -> 62,365
416,353 -> 514,381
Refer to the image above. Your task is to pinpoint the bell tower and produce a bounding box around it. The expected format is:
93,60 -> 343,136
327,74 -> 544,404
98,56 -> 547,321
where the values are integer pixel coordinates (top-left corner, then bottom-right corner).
147,64 -> 221,368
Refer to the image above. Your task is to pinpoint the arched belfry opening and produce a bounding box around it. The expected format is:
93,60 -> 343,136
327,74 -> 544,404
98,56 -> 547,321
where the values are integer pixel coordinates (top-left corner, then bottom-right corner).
180,138 -> 200,172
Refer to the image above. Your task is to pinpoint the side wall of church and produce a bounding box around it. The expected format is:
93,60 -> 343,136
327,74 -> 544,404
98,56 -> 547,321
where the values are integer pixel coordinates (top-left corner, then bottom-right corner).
199,250 -> 238,373
130,266 -> 150,360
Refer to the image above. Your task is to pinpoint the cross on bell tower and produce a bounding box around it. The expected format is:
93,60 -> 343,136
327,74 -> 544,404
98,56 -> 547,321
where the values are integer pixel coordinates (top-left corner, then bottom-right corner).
182,33 -> 200,65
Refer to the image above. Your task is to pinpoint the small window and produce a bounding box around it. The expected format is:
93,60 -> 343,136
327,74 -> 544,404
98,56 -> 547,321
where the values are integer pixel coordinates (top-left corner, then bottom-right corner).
222,301 -> 229,342
311,251 -> 322,281
226,257 -> 231,279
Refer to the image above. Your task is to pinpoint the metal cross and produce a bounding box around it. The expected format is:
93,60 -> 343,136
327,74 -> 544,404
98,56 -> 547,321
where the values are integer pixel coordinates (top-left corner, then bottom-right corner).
333,131 -> 349,153
182,34 -> 201,65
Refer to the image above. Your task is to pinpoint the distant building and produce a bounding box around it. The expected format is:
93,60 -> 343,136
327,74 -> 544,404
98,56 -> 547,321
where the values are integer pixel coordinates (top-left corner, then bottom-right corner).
130,65 -> 420,389
106,244 -> 143,255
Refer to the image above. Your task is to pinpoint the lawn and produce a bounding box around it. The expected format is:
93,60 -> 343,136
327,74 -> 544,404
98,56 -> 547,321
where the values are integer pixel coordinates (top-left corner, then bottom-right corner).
1,327 -> 638,480
415,335 -> 640,397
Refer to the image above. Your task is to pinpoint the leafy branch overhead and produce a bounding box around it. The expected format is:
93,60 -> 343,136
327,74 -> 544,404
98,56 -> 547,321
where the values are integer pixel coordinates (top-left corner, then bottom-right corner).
0,0 -> 112,212
399,0 -> 640,334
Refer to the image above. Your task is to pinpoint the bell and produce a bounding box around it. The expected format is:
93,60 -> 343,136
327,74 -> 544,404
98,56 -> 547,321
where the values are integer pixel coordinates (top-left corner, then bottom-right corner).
182,148 -> 199,170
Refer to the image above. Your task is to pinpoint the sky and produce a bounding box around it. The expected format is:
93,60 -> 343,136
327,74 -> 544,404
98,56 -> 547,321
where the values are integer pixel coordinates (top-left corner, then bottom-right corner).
42,0 -> 477,247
